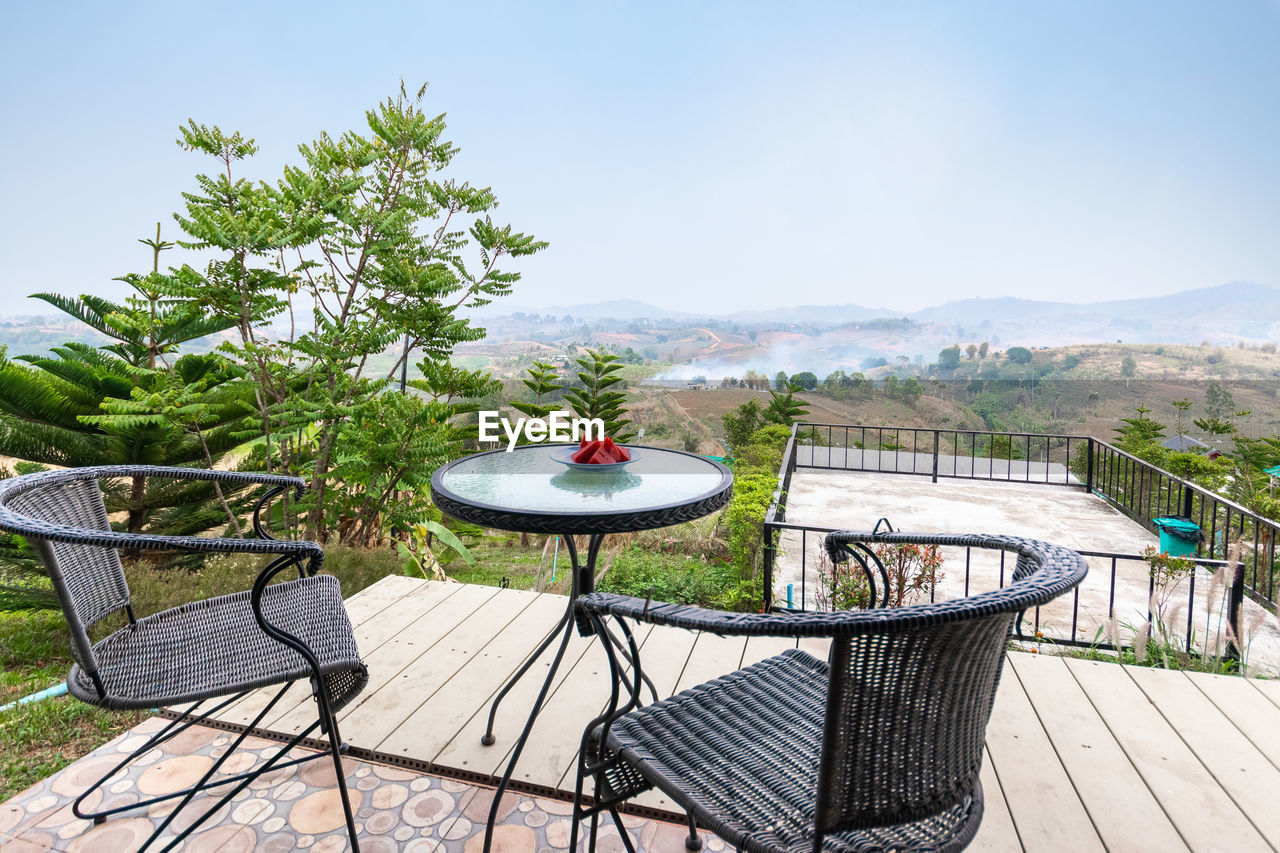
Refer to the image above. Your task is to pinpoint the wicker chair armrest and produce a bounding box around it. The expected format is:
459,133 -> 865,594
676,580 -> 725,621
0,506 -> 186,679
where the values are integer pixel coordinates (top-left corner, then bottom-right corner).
577,532 -> 1087,639
0,465 -> 320,563
575,593 -> 818,638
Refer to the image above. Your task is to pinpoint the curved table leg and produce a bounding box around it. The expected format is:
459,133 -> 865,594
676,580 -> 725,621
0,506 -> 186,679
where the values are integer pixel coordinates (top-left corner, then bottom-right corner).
483,532 -> 665,852
481,606 -> 571,745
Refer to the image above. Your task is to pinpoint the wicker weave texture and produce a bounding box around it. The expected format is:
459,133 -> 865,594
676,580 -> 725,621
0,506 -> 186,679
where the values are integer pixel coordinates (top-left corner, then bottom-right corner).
8,478 -> 130,673
606,649 -> 980,853
0,466 -> 365,713
67,574 -> 367,711
817,615 -> 1009,834
576,532 -> 1087,853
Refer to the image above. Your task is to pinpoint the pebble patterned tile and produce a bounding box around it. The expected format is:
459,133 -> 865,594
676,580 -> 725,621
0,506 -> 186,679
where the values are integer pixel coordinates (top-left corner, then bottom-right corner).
0,718 -> 725,851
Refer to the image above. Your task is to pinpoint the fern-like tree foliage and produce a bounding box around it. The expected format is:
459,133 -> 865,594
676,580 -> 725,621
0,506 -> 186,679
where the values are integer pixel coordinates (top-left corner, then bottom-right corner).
0,233 -> 256,607
510,360 -> 564,420
173,82 -> 546,542
562,349 -> 636,442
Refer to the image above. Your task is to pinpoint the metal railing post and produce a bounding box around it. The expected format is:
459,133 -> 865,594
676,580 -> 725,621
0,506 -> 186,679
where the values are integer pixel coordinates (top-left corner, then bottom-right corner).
1225,559 -> 1246,663
931,430 -> 940,483
1085,438 -> 1095,494
762,528 -> 775,612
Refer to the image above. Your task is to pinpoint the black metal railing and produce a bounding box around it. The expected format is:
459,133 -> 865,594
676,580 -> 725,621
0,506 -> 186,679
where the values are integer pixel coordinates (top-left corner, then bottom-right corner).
792,422 -> 1087,486
762,516 -> 1247,657
762,422 -> 1278,615
1087,440 -> 1279,607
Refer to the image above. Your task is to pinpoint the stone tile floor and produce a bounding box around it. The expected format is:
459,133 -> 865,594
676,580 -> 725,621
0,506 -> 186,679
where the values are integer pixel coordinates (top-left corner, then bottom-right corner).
0,718 -> 720,852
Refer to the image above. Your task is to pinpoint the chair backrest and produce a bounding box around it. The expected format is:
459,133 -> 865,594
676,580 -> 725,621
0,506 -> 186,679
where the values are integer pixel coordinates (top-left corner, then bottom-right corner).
812,535 -> 1084,839
2,474 -> 131,678
815,611 -> 1010,834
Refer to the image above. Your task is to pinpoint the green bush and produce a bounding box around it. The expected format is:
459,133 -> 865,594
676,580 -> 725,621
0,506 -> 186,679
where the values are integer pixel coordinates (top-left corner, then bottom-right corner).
599,546 -> 732,608
123,545 -> 407,618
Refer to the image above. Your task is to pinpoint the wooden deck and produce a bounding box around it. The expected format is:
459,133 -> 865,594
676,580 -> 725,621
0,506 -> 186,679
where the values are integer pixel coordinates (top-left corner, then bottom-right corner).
202,576 -> 1280,852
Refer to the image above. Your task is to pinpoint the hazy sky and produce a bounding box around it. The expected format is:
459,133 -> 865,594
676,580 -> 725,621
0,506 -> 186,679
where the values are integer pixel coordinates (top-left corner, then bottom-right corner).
3,1 -> 1278,317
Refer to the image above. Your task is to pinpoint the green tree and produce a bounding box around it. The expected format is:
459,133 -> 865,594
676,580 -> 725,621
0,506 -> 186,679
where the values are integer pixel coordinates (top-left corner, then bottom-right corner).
1007,346 -> 1032,365
0,231 -> 253,535
773,371 -> 788,391
1120,355 -> 1137,378
1170,399 -> 1192,438
175,84 -> 546,539
562,349 -> 635,441
1114,405 -> 1165,455
899,377 -> 924,407
329,362 -> 497,546
722,399 -> 765,451
764,381 -> 808,426
510,360 -> 563,420
937,346 -> 961,370
790,371 -> 818,391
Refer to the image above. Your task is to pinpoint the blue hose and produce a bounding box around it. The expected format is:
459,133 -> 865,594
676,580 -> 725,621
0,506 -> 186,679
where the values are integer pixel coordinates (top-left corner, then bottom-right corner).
0,681 -> 67,714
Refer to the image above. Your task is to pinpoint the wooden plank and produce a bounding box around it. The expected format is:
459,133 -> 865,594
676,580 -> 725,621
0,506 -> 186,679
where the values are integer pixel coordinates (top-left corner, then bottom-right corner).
1064,658 -> 1270,852
251,579 -> 465,732
308,584 -> 524,746
207,573 -> 432,727
376,592 -> 573,761
984,661 -> 1104,852
1246,675 -> 1280,711
1125,665 -> 1280,846
969,748 -> 1021,853
671,633 -> 749,694
739,635 -> 799,668
489,619 -> 660,790
1183,670 -> 1280,770
430,617 -> 599,779
343,572 -> 430,606
1008,654 -> 1186,852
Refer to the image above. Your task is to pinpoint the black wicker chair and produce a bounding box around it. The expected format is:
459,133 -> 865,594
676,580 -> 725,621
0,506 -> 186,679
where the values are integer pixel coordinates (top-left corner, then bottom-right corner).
0,466 -> 368,852
569,531 -> 1088,853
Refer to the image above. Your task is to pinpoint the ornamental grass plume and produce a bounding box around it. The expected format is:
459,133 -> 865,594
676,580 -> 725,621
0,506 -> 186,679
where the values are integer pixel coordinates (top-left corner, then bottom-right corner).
1106,616 -> 1122,650
1241,608 -> 1269,675
1134,620 -> 1151,664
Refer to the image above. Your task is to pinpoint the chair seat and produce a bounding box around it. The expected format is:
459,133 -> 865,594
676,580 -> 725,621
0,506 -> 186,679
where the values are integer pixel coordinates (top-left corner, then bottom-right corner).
603,649 -> 981,853
68,574 -> 367,711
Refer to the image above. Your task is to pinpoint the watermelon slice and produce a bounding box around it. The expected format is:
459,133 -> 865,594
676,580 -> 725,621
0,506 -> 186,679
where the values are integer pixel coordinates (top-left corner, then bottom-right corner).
572,439 -> 601,463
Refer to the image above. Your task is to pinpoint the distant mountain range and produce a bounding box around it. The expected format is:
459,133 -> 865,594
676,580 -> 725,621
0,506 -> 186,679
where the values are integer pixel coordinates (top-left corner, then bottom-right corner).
481,281 -> 1280,346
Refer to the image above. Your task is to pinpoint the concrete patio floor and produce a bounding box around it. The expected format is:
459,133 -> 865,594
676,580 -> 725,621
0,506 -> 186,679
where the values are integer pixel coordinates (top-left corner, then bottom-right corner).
775,470 -> 1280,672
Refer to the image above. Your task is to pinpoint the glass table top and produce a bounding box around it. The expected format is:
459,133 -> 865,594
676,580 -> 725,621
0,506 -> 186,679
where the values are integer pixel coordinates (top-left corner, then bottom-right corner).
433,444 -> 731,518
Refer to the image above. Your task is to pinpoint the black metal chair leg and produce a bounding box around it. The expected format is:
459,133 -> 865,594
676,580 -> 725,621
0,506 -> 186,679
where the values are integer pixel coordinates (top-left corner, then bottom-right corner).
481,604 -> 572,745
685,813 -> 703,850
608,806 -> 637,853
602,622 -> 659,705
315,688 -> 361,853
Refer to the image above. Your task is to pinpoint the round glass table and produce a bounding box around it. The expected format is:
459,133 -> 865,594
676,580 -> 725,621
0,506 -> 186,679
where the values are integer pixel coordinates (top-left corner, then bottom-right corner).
431,444 -> 732,851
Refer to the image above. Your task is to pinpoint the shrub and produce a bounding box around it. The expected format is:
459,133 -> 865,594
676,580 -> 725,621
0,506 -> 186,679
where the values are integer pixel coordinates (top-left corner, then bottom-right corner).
816,542 -> 943,610
123,545 -> 406,618
599,546 -> 731,608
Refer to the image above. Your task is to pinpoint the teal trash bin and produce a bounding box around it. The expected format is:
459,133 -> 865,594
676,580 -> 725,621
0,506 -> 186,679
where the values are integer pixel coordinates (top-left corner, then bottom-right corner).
1152,516 -> 1203,558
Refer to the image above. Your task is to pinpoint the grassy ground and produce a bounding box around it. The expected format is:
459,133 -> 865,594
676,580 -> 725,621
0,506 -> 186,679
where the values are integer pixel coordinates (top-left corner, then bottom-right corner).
0,611 -> 148,802
0,545 -> 408,804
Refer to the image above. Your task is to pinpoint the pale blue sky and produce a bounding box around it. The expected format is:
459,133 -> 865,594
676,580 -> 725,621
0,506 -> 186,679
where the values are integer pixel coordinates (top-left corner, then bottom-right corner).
2,1 -> 1278,316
